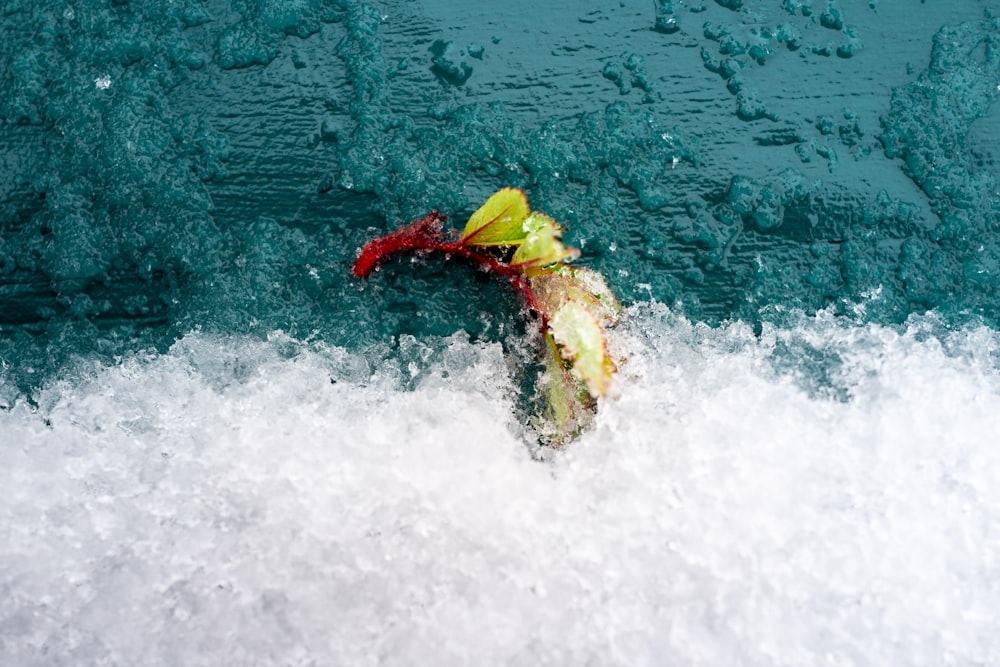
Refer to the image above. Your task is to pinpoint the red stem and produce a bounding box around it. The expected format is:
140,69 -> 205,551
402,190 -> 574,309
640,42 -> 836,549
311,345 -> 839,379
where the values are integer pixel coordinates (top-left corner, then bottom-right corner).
352,212 -> 548,327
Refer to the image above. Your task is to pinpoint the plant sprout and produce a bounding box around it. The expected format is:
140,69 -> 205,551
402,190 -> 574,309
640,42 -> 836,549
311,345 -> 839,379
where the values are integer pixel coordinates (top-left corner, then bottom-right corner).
353,188 -> 621,445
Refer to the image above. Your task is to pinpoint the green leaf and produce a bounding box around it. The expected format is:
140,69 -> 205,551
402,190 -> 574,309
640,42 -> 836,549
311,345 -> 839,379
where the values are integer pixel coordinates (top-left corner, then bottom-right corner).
533,331 -> 590,446
460,187 -> 531,247
531,267 -> 620,443
548,300 -> 616,398
509,212 -> 580,271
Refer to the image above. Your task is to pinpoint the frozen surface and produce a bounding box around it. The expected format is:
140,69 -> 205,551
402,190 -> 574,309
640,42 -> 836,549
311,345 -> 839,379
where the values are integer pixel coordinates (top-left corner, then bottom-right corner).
3,306 -> 1000,665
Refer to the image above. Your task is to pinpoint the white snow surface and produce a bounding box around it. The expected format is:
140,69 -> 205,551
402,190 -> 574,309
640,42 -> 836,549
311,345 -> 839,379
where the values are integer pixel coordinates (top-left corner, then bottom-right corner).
2,303 -> 1000,666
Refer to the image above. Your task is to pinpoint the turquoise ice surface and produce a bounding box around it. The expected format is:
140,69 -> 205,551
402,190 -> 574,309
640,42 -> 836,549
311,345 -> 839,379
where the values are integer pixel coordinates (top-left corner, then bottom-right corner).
1,0 -> 999,386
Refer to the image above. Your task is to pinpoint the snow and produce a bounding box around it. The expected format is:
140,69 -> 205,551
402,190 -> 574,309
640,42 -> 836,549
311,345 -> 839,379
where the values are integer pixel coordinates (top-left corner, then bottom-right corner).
2,304 -> 1000,665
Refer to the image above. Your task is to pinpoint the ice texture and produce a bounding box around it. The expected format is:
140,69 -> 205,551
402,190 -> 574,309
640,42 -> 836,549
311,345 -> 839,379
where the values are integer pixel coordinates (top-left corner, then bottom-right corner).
3,307 -> 1000,665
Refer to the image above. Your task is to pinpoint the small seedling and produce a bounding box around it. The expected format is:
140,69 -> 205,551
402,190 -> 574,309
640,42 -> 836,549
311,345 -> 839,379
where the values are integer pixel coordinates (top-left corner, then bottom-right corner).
353,188 -> 621,445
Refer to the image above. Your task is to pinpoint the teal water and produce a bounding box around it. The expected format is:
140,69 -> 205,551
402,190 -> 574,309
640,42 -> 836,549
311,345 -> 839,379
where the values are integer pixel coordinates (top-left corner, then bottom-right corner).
2,0 -> 998,388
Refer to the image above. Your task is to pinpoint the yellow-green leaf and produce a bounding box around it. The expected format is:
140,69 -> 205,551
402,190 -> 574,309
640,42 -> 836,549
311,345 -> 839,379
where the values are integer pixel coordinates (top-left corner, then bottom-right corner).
510,212 -> 580,271
460,187 -> 531,247
548,300 -> 616,397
